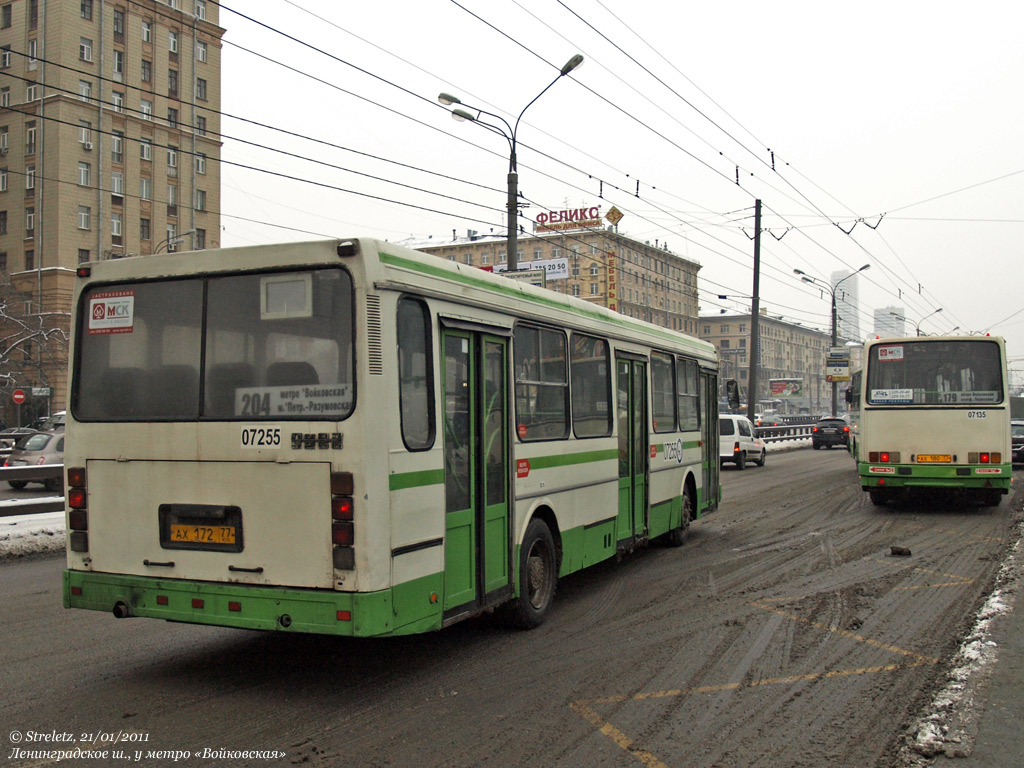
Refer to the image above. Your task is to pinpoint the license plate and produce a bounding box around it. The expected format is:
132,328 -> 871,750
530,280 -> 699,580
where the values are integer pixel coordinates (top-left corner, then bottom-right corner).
169,524 -> 236,545
917,454 -> 952,463
823,429 -> 837,434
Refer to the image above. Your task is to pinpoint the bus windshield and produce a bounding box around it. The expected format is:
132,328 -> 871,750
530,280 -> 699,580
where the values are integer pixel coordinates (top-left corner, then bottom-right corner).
865,339 -> 1003,406
74,267 -> 355,421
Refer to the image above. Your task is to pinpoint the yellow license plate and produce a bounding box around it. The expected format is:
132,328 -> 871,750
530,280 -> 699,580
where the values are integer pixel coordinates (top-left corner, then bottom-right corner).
917,454 -> 952,463
170,524 -> 237,545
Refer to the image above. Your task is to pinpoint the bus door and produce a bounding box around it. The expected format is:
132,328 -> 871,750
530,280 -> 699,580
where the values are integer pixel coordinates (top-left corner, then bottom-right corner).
701,369 -> 720,512
616,356 -> 648,545
442,328 -> 511,618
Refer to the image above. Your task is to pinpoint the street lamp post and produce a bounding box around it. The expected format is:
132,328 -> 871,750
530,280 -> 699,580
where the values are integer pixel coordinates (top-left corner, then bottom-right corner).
890,308 -> 944,336
794,264 -> 870,416
439,54 -> 583,272
154,228 -> 196,254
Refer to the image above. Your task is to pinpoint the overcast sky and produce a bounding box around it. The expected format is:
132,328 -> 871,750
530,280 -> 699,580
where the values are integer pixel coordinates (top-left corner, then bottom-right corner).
217,1 -> 1024,387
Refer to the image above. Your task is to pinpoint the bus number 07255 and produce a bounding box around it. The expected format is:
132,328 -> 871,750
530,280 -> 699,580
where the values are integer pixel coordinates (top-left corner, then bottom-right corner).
241,426 -> 282,448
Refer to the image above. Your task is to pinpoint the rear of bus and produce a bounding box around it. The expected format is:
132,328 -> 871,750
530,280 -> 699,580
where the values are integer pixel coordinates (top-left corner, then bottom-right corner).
853,336 -> 1012,506
62,240 -> 390,635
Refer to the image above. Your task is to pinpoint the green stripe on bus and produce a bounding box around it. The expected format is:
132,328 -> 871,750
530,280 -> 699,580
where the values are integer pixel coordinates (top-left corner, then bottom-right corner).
379,250 -> 715,355
653,439 -> 702,454
527,448 -> 618,470
389,468 -> 445,491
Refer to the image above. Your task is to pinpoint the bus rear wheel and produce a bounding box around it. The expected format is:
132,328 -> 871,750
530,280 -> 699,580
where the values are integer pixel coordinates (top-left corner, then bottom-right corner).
665,490 -> 692,547
503,518 -> 557,629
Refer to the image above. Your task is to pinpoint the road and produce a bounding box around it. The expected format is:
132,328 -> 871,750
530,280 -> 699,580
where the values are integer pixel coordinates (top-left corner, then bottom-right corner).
2,449 -> 1021,768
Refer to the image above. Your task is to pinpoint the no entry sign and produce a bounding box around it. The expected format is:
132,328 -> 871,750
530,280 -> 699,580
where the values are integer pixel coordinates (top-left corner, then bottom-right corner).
11,389 -> 25,404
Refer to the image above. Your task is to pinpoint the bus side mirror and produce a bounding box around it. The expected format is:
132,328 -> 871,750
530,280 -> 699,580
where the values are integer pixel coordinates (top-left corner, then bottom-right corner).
726,379 -> 741,410
845,389 -> 853,404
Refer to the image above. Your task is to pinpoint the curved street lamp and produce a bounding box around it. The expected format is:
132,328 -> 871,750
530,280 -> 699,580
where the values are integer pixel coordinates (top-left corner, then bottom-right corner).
890,307 -> 944,336
154,228 -> 195,254
794,264 -> 870,415
438,54 -> 584,272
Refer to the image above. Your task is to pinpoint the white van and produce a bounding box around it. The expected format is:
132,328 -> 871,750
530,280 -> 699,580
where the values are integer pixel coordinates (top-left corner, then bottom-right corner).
719,414 -> 766,469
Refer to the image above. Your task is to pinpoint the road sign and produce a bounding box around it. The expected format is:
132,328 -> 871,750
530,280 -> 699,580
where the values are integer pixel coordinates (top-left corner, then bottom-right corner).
31,386 -> 51,396
11,389 -> 26,404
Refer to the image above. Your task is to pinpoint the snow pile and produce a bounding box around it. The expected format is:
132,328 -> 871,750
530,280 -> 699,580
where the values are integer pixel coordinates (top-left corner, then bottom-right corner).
904,515 -> 1024,761
0,510 -> 66,558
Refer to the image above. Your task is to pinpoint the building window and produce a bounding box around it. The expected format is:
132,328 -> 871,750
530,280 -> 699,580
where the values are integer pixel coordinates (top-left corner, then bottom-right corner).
141,59 -> 151,83
195,228 -> 205,249
590,282 -> 598,295
167,107 -> 178,127
0,210 -> 6,234
111,171 -> 123,197
24,165 -> 34,191
26,84 -> 39,102
25,207 -> 34,233
140,217 -> 150,241
195,152 -> 206,173
590,263 -> 599,276
80,37 -> 93,62
79,120 -> 91,145
78,248 -> 89,263
29,0 -> 37,29
78,80 -> 91,102
195,115 -> 206,136
0,169 -> 6,192
196,77 -> 206,101
140,138 -> 152,161
168,30 -> 178,54
195,189 -> 206,211
81,0 -> 93,20
139,177 -> 151,200
1,6 -> 10,29
78,162 -> 91,186
111,130 -> 123,163
25,122 -> 35,154
140,99 -> 152,120
24,250 -> 33,270
1,45 -> 9,69
0,126 -> 6,152
142,20 -> 152,42
78,206 -> 90,229
112,50 -> 124,80
0,87 -> 9,107
111,212 -> 122,236
167,147 -> 177,175
113,8 -> 124,38
112,90 -> 124,113
27,38 -> 37,67
166,184 -> 177,216
168,69 -> 178,98
196,41 -> 207,62
194,0 -> 206,19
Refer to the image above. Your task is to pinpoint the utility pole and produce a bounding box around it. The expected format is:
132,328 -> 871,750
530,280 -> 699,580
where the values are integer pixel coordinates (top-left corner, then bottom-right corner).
746,200 -> 761,421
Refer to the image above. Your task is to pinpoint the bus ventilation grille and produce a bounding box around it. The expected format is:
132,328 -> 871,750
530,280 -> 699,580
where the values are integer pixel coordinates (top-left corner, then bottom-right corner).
366,294 -> 384,375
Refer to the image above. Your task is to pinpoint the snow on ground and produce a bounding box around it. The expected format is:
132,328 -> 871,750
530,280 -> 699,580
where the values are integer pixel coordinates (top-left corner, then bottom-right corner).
0,508 -> 66,558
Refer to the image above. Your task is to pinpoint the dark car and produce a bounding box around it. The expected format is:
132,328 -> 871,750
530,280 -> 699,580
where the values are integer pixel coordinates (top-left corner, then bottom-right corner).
4,430 -> 64,491
811,417 -> 850,450
1012,420 -> 1024,464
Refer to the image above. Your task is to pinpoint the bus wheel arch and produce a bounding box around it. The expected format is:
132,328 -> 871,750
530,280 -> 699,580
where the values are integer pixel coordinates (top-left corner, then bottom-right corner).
503,508 -> 560,629
665,475 -> 696,547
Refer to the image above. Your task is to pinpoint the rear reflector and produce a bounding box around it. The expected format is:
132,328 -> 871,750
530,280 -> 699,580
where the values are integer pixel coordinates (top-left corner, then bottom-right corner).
332,521 -> 354,546
68,509 -> 88,531
67,467 -> 87,487
157,595 -> 169,605
192,599 -> 204,609
229,601 -> 242,612
71,586 -> 83,596
337,610 -> 352,621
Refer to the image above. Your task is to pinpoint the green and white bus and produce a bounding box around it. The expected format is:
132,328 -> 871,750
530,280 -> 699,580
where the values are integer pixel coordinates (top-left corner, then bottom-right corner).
848,335 -> 1012,507
63,238 -> 720,636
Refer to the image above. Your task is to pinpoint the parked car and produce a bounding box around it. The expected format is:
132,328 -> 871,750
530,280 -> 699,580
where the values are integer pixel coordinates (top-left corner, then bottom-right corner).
811,417 -> 850,450
719,414 -> 766,469
0,427 -> 39,452
1012,420 -> 1024,464
4,430 -> 64,491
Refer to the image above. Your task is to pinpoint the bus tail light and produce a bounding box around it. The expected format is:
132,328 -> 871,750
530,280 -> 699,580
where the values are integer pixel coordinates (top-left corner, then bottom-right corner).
969,452 -> 1001,464
67,467 -> 88,553
869,451 -> 900,464
332,472 -> 355,570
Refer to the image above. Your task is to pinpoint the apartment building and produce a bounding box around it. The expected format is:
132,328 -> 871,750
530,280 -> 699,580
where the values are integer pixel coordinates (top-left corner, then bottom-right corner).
700,311 -> 844,415
0,0 -> 223,423
413,218 -> 701,336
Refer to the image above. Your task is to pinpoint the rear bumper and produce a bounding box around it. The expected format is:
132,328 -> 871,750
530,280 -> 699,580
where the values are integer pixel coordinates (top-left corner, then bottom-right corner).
63,569 -> 443,637
858,462 -> 1012,490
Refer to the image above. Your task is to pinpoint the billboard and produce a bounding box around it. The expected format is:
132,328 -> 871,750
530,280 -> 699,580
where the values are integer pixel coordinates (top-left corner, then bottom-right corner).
769,378 -> 803,397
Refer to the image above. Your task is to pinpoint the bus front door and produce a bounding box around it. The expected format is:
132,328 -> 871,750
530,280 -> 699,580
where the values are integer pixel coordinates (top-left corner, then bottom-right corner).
701,369 -> 720,512
442,330 -> 511,619
616,356 -> 648,546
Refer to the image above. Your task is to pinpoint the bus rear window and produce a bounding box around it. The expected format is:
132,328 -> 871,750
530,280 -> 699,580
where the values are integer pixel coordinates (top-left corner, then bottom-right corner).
74,268 -> 355,421
865,340 -> 1003,406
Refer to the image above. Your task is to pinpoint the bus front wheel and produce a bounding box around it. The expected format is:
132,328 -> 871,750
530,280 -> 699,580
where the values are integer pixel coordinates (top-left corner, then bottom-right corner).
504,518 -> 557,629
